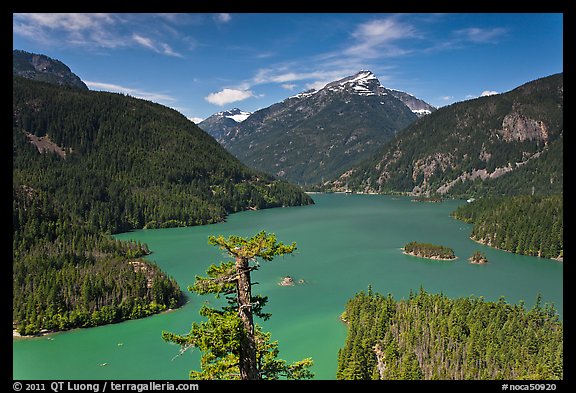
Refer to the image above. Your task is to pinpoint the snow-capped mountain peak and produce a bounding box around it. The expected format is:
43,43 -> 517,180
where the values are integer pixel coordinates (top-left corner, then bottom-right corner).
323,70 -> 381,97
214,108 -> 252,123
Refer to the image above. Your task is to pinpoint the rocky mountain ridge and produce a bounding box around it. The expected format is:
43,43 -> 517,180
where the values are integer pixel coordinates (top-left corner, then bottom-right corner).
328,73 -> 563,198
203,70 -> 435,185
13,49 -> 88,90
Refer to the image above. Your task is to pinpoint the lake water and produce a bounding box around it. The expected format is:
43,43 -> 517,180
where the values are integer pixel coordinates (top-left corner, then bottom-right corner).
13,193 -> 563,380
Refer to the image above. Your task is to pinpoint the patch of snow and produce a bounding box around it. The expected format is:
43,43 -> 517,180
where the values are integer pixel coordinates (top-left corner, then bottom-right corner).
412,109 -> 432,115
289,89 -> 319,100
226,112 -> 251,122
343,71 -> 377,85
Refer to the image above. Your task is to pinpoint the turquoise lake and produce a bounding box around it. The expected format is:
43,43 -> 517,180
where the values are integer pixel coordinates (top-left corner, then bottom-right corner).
13,193 -> 563,380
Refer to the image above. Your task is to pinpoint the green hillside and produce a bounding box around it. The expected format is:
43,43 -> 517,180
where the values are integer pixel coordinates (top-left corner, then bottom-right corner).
13,77 -> 313,335
330,73 -> 563,198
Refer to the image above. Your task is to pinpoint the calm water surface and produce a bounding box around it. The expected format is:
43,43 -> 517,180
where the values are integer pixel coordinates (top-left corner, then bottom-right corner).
13,194 -> 563,380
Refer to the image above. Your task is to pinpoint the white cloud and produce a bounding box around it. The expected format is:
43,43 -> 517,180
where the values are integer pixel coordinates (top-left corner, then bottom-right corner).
215,13 -> 232,23
455,27 -> 507,44
440,95 -> 453,101
84,80 -> 176,103
281,84 -> 297,90
188,117 -> 204,124
14,13 -> 114,32
13,13 -> 122,48
344,17 -> 417,59
464,90 -> 499,100
14,13 -> 183,56
252,67 -> 355,90
306,80 -> 330,91
205,88 -> 255,106
132,34 -> 156,50
132,34 -> 182,57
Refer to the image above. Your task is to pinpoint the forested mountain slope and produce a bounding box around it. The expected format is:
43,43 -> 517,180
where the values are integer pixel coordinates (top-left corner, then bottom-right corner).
329,73 -> 563,198
13,76 -> 312,335
214,71 -> 433,185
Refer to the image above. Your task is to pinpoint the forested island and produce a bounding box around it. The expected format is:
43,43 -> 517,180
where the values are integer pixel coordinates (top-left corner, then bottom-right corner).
403,241 -> 456,260
451,194 -> 563,260
337,288 -> 563,380
469,251 -> 488,264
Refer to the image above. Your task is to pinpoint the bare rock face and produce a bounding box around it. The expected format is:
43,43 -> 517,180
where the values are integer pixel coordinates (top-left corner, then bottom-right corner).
501,113 -> 549,143
13,49 -> 89,90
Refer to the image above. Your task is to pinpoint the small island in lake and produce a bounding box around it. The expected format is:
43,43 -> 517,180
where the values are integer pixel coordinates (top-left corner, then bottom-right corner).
403,241 -> 456,260
279,276 -> 295,286
469,250 -> 488,264
278,276 -> 306,286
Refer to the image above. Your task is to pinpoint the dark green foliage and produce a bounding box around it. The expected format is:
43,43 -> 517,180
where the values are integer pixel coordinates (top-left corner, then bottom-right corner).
162,232 -> 313,380
404,241 -> 456,260
12,172 -> 183,335
452,194 -> 563,260
337,289 -> 563,380
13,77 -> 312,335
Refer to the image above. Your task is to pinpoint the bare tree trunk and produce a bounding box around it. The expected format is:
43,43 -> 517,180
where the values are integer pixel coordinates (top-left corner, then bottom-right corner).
235,256 -> 260,380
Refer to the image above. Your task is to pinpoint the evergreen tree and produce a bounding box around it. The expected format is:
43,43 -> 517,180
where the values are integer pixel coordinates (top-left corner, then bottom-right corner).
337,288 -> 563,380
162,231 -> 313,380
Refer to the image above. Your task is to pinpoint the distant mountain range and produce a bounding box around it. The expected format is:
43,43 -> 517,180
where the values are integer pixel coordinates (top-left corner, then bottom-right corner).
327,73 -> 563,198
13,49 -> 89,90
199,71 -> 435,185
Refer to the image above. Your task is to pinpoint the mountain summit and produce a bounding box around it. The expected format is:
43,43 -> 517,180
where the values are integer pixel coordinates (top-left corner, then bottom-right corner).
13,49 -> 88,90
198,108 -> 252,142
328,73 -> 563,197
203,71 -> 435,185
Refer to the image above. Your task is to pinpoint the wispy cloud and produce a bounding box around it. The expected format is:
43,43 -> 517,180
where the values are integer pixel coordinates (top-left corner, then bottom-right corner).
205,88 -> 255,106
252,67 -> 357,89
204,15 -> 510,108
13,13 -> 122,48
214,13 -> 232,23
84,80 -> 177,103
455,27 -> 508,44
13,13 -> 184,56
343,17 -> 418,59
132,34 -> 182,57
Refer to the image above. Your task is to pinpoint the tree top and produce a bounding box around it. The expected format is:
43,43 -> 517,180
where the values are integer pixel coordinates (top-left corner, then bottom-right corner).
208,230 -> 296,261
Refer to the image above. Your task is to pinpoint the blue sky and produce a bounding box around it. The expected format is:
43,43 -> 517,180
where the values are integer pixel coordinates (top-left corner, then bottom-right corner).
13,13 -> 563,123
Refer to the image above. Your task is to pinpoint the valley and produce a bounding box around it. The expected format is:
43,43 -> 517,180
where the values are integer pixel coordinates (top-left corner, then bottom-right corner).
12,29 -> 563,382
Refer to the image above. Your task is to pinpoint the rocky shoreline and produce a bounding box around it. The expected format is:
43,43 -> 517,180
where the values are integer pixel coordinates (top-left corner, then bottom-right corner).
278,276 -> 306,286
402,250 -> 457,261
